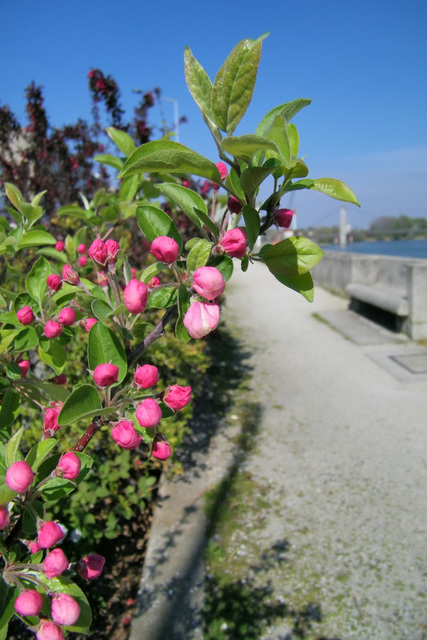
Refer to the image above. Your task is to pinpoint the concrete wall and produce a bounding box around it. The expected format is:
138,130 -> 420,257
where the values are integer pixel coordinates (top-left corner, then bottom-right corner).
312,250 -> 427,339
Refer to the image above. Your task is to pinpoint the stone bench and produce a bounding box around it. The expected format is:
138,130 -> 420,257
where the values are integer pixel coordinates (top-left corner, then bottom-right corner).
312,251 -> 427,339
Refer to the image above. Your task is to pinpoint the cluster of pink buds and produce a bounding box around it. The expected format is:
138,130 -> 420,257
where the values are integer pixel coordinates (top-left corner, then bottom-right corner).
88,238 -> 120,268
77,242 -> 87,267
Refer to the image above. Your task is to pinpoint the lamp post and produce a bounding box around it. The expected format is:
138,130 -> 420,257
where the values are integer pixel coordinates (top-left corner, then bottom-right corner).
161,96 -> 179,143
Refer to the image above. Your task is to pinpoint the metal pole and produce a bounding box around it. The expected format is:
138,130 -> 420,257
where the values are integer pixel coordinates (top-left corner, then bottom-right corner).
339,206 -> 347,248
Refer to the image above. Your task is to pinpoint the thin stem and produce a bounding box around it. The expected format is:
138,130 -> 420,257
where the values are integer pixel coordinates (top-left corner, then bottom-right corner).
127,304 -> 177,367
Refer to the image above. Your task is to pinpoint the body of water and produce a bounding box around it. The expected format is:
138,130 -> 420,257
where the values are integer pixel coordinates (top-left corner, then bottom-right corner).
320,238 -> 427,260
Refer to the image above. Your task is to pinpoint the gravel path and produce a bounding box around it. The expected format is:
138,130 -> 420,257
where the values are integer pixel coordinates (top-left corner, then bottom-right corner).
221,261 -> 427,640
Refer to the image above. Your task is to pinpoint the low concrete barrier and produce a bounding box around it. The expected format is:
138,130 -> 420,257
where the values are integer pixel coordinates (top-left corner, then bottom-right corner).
312,250 -> 427,339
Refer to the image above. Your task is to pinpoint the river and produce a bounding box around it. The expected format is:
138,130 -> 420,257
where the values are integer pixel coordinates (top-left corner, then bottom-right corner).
320,238 -> 427,260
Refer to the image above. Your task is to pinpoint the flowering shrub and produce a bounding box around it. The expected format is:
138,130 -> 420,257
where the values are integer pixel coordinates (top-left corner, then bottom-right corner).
0,34 -> 358,638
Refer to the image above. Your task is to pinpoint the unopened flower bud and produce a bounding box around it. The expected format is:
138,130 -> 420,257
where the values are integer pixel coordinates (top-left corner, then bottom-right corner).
56,452 -> 81,480
37,521 -> 65,548
212,162 -> 228,188
147,276 -> 160,288
105,239 -> 120,263
151,236 -> 179,264
14,590 -> 43,617
97,271 -> 109,287
55,240 -> 65,252
134,364 -> 159,389
163,385 -> 192,411
44,320 -> 63,339
183,301 -> 220,339
274,208 -> 294,229
36,621 -> 64,640
78,554 -> 105,580
77,243 -> 86,254
6,461 -> 35,492
218,228 -> 248,259
47,274 -> 62,292
88,239 -> 108,266
112,421 -> 142,450
43,548 -> 69,578
52,373 -> 67,385
57,307 -> 75,326
136,398 -> 162,428
93,363 -> 119,387
62,264 -> 80,285
193,266 -> 226,300
0,505 -> 10,529
51,593 -> 81,626
227,195 -> 242,214
123,279 -> 148,314
18,360 -> 30,377
151,436 -> 172,461
17,306 -> 34,325
43,407 -> 60,434
78,255 -> 88,267
83,317 -> 98,332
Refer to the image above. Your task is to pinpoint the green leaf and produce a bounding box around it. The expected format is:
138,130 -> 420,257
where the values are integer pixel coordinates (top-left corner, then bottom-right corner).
0,581 -> 19,639
88,322 -> 127,384
136,205 -> 183,250
120,174 -> 139,202
91,298 -> 114,321
264,115 -> 291,169
287,158 -> 309,179
186,239 -> 213,272
242,206 -> 260,251
240,159 -> 281,198
118,140 -> 221,183
225,168 -> 245,201
0,390 -> 20,435
287,123 -> 299,157
58,384 -> 101,426
184,47 -> 213,119
26,256 -> 49,306
37,247 -> 68,264
211,35 -> 267,134
0,481 -> 17,505
13,326 -> 38,351
18,230 -> 56,248
263,237 -> 324,276
38,342 -> 67,375
33,575 -> 91,634
25,439 -> 57,471
26,380 -> 69,403
270,270 -> 315,302
31,190 -> 47,207
310,178 -> 360,206
175,284 -> 191,342
41,477 -> 76,501
5,426 -> 24,467
208,255 -> 234,281
148,286 -> 178,309
140,261 -> 168,284
106,127 -> 136,157
255,98 -> 312,136
4,183 -> 23,211
156,183 -> 219,237
94,154 -> 124,171
221,135 -> 281,163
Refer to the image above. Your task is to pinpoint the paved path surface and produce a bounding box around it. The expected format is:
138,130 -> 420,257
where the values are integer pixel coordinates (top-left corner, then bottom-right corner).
131,261 -> 427,640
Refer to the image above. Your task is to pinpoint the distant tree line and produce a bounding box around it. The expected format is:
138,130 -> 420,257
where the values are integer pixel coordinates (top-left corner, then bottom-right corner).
302,216 -> 427,244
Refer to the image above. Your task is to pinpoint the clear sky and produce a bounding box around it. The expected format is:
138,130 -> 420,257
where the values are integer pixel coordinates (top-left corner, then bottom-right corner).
1,0 -> 426,230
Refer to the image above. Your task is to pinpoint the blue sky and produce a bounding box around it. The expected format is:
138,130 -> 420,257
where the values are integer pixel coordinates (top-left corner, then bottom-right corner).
1,0 -> 426,230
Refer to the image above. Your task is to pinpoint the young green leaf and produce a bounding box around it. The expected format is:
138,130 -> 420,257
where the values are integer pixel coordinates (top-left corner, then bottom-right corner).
5,426 -> 24,467
240,161 -> 281,199
136,205 -> 183,250
25,439 -> 57,471
38,342 -> 67,375
263,237 -> 324,276
186,239 -> 213,272
270,271 -> 315,302
310,178 -> 360,206
4,183 -> 23,211
255,98 -> 312,136
94,154 -> 124,171
106,127 -> 136,157
184,47 -> 213,120
156,183 -> 219,237
221,135 -> 281,164
242,206 -> 260,251
58,384 -> 101,426
148,287 -> 178,309
264,115 -> 291,169
26,256 -> 49,306
211,35 -> 267,134
208,255 -> 234,281
18,230 -> 56,248
0,390 -> 20,433
88,322 -> 127,384
118,140 -> 221,183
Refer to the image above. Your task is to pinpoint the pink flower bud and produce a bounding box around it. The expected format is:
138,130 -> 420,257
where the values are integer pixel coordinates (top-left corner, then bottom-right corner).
78,554 -> 105,580
105,239 -> 120,263
0,505 -> 10,529
131,267 -> 137,278
151,236 -> 179,264
183,301 -> 220,339
28,540 -> 41,553
14,590 -> 43,617
18,360 -> 30,377
51,593 -> 81,626
56,452 -> 81,480
274,208 -> 294,229
182,179 -> 191,188
6,461 -> 35,492
78,255 -> 88,267
163,385 -> 192,411
93,363 -> 119,387
44,320 -> 63,339
147,276 -> 160,288
55,241 -> 65,252
134,364 -> 159,389
43,407 -> 60,434
192,266 -> 226,300
57,307 -> 75,326
62,264 -> 79,285
37,521 -> 65,548
123,279 -> 148,314
112,420 -> 142,450
17,306 -> 34,325
218,228 -> 248,259
36,621 -> 64,640
52,373 -> 67,385
77,243 -> 86,254
227,195 -> 242,214
47,274 -> 62,292
97,271 -> 109,287
83,317 -> 98,332
136,398 -> 162,428
43,548 -> 69,578
88,239 -> 108,266
151,436 -> 172,461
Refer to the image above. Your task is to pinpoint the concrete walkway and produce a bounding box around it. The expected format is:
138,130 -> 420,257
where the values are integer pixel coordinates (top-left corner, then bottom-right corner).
130,261 -> 427,640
